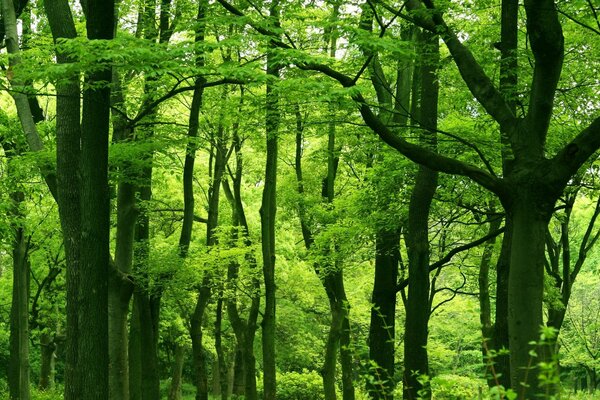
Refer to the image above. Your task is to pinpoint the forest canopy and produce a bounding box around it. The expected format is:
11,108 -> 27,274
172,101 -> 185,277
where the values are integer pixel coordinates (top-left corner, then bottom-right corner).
0,0 -> 599,399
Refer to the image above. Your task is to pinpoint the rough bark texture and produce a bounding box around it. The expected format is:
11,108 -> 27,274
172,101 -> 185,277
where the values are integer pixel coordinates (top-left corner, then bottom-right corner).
507,195 -> 553,397
42,1 -> 81,397
78,2 -> 114,399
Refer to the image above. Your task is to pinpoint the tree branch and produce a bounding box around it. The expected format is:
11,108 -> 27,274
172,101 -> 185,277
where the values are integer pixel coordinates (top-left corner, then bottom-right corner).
397,225 -> 505,291
550,116 -> 600,186
524,0 -> 565,142
402,0 -> 516,128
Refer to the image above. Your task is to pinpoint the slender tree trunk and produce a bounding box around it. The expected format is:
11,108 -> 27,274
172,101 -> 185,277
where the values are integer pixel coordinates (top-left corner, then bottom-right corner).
127,0 -> 171,396
403,29 -> 439,400
478,215 -> 502,388
4,160 -> 30,400
224,126 -> 261,400
261,2 -> 281,399
78,2 -> 114,398
39,332 -> 56,390
492,217 -> 511,389
369,229 -> 400,400
42,1 -> 80,397
214,297 -> 229,399
168,343 -> 186,400
178,2 -> 208,399
109,172 -> 136,400
340,315 -> 354,400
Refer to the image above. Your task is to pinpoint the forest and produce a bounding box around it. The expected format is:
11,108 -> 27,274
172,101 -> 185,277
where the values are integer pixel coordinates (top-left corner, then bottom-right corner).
0,0 -> 599,399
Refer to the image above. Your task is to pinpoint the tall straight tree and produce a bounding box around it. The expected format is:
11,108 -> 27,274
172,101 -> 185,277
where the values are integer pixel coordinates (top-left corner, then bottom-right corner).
402,28 -> 439,400
42,1 -> 81,398
1,140 -> 30,400
260,1 -> 281,398
178,2 -> 211,400
78,1 -> 114,399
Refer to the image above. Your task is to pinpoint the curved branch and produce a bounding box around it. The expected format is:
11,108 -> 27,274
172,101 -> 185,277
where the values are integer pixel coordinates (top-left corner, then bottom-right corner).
402,0 -> 516,128
397,225 -> 506,291
550,116 -> 600,186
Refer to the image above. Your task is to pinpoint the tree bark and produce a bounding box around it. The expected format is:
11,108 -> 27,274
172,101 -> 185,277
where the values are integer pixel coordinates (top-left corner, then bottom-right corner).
478,214 -> 502,388
42,1 -> 81,398
224,120 -> 261,400
261,2 -> 281,399
78,2 -> 114,399
168,343 -> 186,400
3,143 -> 30,400
507,196 -> 552,398
403,29 -> 439,400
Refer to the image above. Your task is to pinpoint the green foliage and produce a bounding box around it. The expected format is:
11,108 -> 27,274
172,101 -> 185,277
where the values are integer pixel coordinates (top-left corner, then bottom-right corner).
258,370 -> 325,400
429,374 -> 486,400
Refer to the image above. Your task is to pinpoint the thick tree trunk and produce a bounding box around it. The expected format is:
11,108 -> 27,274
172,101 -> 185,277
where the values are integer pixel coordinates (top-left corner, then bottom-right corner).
232,345 -> 245,396
507,200 -> 551,398
78,2 -> 114,399
129,299 -> 142,400
492,217 -> 511,389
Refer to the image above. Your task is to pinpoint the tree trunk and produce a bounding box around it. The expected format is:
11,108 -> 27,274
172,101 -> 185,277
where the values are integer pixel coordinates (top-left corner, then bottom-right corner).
168,343 -> 185,400
478,215 -> 502,388
109,180 -> 136,400
214,297 -> 229,399
42,1 -> 81,397
191,290 -> 211,400
369,229 -> 400,400
340,315 -> 355,400
224,119 -> 261,400
507,199 -> 551,398
402,29 -> 439,400
6,183 -> 30,400
39,332 -> 56,390
261,2 -> 281,399
492,217 -> 511,389
232,345 -> 245,396
129,297 -> 142,400
78,2 -> 114,398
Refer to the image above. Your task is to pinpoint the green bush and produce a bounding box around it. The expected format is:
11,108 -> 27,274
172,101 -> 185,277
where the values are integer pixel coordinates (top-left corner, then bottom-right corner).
268,370 -> 325,400
430,374 -> 485,399
30,387 -> 64,400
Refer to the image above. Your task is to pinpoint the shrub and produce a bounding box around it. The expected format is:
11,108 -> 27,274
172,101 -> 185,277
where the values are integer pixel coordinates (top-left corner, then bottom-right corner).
259,370 -> 324,400
430,374 -> 485,399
